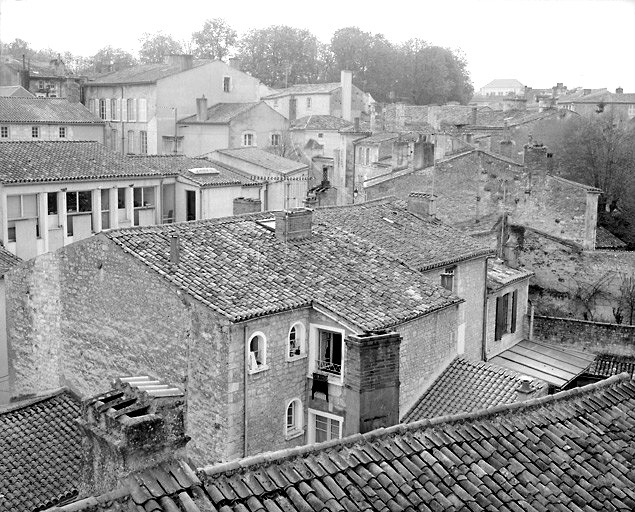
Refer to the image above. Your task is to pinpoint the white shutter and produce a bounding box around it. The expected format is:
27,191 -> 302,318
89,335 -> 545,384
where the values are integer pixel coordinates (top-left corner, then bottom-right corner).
138,99 -> 147,122
122,99 -> 128,122
131,99 -> 137,122
112,99 -> 119,121
105,99 -> 111,121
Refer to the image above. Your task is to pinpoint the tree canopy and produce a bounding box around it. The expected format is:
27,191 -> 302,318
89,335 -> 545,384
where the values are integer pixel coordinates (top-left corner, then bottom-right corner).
138,32 -> 183,64
191,18 -> 237,60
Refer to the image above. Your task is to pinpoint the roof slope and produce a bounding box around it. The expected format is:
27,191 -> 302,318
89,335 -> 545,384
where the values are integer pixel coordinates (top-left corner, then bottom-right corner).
87,61 -> 210,85
178,102 -> 259,124
0,245 -> 21,276
314,199 -> 493,270
595,226 -> 627,249
0,141 -> 167,184
215,147 -> 307,175
402,357 -> 548,423
57,374 -> 635,511
291,115 -> 354,131
0,85 -> 34,98
264,82 -> 341,99
481,78 -> 524,89
0,389 -> 81,511
0,97 -> 102,124
106,204 -> 462,330
487,259 -> 534,291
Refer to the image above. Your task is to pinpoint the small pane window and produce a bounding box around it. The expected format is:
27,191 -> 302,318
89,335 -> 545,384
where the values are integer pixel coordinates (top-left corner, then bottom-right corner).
110,99 -> 118,121
59,126 -> 66,138
99,99 -> 107,120
242,132 -> 254,147
140,131 -> 148,154
1,126 -> 8,138
306,97 -> 312,109
31,126 -> 40,138
286,399 -> 303,437
314,413 -> 341,443
248,333 -> 267,373
271,133 -> 280,146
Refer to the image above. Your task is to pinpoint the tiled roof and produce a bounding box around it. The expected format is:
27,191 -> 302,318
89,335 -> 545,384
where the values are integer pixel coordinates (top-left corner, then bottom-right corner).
381,104 -> 437,132
314,199 -> 493,270
0,141 -> 167,184
0,97 -> 103,124
481,78 -> 525,89
557,88 -> 607,103
586,354 -> 635,378
106,204 -> 462,331
0,245 -> 21,276
56,374 -> 635,512
129,155 -> 258,187
402,357 -> 548,422
595,226 -> 627,249
487,259 -> 534,291
465,108 -> 563,129
178,102 -> 259,124
0,85 -> 34,98
214,148 -> 308,175
356,131 -> 400,144
558,90 -> 635,104
264,83 -> 341,99
0,389 -> 81,511
291,115 -> 354,131
87,61 -> 210,85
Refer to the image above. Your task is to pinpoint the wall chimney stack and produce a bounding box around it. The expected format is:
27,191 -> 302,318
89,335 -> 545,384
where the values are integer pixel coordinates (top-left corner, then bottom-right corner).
275,208 -> 313,241
196,96 -> 208,121
523,142 -> 549,173
407,192 -> 436,218
341,70 -> 353,122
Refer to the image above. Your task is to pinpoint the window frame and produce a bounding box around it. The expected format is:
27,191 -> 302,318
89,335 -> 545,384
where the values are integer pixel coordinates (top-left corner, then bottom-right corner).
309,323 -> 345,385
1,126 -> 8,138
110,98 -> 119,121
139,130 -> 148,154
441,266 -> 456,292
307,408 -> 342,444
223,76 -> 232,93
31,126 -> 40,138
99,99 -> 107,120
285,398 -> 304,439
58,126 -> 66,139
247,331 -> 268,374
287,322 -> 307,361
242,131 -> 255,147
270,133 -> 281,147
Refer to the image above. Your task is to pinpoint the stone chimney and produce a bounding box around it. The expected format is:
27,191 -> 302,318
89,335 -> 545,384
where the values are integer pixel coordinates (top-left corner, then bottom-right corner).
233,197 -> 262,215
341,70 -> 353,122
229,57 -> 241,70
77,376 -> 188,496
395,102 -> 406,131
165,54 -> 193,72
616,87 -> 623,94
345,331 -> 401,433
523,143 -> 549,173
407,192 -> 436,218
471,106 -> 478,125
196,96 -> 208,122
275,208 -> 313,241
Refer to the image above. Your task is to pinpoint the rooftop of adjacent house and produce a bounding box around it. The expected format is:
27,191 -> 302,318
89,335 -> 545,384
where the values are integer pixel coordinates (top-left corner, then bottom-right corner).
0,388 -> 81,512
0,85 -> 34,97
214,147 -> 308,175
595,226 -> 627,249
489,339 -> 596,388
105,201 -> 467,330
402,357 -> 548,423
487,259 -> 534,292
291,114 -> 354,131
86,60 -> 210,85
586,354 -> 635,378
558,89 -> 635,104
0,97 -> 103,124
129,154 -> 260,187
381,104 -> 438,132
264,82 -> 341,99
547,174 -> 602,194
53,374 -> 635,512
0,141 -> 168,184
459,108 -> 570,129
177,102 -> 260,124
0,245 -> 21,276
356,131 -> 400,144
556,88 -> 607,103
481,78 -> 525,89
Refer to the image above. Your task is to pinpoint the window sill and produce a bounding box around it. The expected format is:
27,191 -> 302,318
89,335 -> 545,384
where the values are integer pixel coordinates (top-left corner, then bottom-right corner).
285,428 -> 304,441
247,364 -> 269,375
309,371 -> 343,386
286,353 -> 307,363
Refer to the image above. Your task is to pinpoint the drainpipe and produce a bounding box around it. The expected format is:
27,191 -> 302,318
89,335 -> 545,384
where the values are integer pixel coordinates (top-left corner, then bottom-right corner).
243,324 -> 249,457
481,256 -> 491,361
120,86 -> 125,156
528,300 -> 534,341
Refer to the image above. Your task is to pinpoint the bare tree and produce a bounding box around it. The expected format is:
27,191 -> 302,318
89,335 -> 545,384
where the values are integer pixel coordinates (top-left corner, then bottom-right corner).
618,273 -> 635,325
569,272 -> 614,321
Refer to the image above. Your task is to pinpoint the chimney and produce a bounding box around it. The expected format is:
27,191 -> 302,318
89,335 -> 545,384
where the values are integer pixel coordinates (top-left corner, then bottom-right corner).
165,54 -> 193,72
502,241 -> 519,268
395,102 -> 406,131
77,376 -> 188,496
275,208 -> 313,241
370,104 -> 377,132
345,331 -> 402,433
583,88 -> 591,96
499,120 -> 513,158
354,117 -> 360,131
229,57 -> 241,70
196,95 -> 208,121
407,192 -> 436,218
233,197 -> 262,215
170,234 -> 180,264
523,143 -> 548,173
471,106 -> 478,125
616,87 -> 623,94
341,70 -> 353,122
516,375 -> 536,402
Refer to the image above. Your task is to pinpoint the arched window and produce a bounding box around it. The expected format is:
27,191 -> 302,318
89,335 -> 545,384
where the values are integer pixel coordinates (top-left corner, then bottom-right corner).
286,398 -> 303,437
287,322 -> 306,360
248,332 -> 267,373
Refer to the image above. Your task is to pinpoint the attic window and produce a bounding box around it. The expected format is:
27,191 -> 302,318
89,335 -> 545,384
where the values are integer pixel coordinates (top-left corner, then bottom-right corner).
441,266 -> 456,292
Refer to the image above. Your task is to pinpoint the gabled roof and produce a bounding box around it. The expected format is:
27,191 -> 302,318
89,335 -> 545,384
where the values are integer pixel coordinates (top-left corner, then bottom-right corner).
264,82 -> 341,99
487,259 -> 534,292
177,102 -> 260,124
291,114 -> 354,131
595,226 -> 627,249
0,389 -> 81,511
0,85 -> 34,98
58,374 -> 635,512
0,141 -> 168,184
86,60 -> 210,85
402,357 -> 548,422
105,204 -> 462,331
0,245 -> 20,276
481,78 -> 524,89
214,147 -> 308,175
0,97 -> 103,124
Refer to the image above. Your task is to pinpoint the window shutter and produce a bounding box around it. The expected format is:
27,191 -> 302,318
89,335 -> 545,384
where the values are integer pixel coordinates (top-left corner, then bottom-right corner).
495,296 -> 505,341
122,99 -> 128,122
511,290 -> 518,333
138,99 -> 147,122
105,99 -> 111,121
132,99 -> 137,121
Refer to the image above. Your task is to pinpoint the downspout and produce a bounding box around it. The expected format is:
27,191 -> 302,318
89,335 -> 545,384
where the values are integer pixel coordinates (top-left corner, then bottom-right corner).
243,324 -> 249,457
528,299 -> 534,341
120,86 -> 125,156
481,256 -> 491,361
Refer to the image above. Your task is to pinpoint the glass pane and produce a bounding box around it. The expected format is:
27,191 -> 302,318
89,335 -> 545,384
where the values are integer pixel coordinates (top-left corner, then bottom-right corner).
78,191 -> 92,212
133,187 -> 142,207
143,187 -> 154,206
7,196 -> 21,218
7,224 -> 15,242
47,193 -> 58,215
118,188 -> 126,209
330,419 -> 340,440
287,403 -> 294,429
66,192 -> 77,212
101,189 -> 109,210
315,415 -> 328,443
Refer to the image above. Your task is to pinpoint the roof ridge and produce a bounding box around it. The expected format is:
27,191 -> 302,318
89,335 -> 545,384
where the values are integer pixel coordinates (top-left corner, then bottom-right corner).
0,387 -> 71,414
199,373 -> 632,479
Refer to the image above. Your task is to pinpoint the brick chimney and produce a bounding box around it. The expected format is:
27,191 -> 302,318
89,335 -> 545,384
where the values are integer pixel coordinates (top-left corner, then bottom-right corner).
523,143 -> 549,173
196,96 -> 208,121
275,208 -> 313,241
616,87 -> 623,94
165,54 -> 193,71
233,197 -> 262,215
407,192 -> 436,218
77,376 -> 188,496
341,70 -> 353,122
345,331 -> 402,433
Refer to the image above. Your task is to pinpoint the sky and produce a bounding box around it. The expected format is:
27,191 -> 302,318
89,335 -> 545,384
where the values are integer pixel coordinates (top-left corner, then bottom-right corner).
1,0 -> 634,92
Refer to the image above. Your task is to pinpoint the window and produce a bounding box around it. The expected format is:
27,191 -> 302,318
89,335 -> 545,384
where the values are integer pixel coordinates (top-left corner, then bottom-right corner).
127,98 -> 136,121
316,329 -> 342,375
99,99 -> 107,120
306,97 -> 312,109
286,399 -> 303,438
110,99 -> 119,121
162,136 -> 182,154
494,290 -> 518,341
248,332 -> 267,373
59,126 -> 66,138
270,133 -> 281,146
441,266 -> 456,292
101,189 -> 110,230
47,193 -> 58,215
223,76 -> 231,93
66,191 -> 92,213
31,126 -> 40,138
629,104 -> 635,119
1,126 -> 8,138
317,133 -> 324,139
7,194 -> 38,243
139,131 -> 148,154
273,99 -> 279,108
87,98 -> 95,114
133,187 -> 155,208
288,322 -> 306,359
308,409 -> 342,444
127,130 -> 135,153
364,147 -> 370,165
242,132 -> 254,147
117,188 -> 126,209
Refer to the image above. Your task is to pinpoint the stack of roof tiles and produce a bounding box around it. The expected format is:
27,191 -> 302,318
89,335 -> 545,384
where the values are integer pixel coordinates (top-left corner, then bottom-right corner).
0,389 -> 82,511
52,374 -> 635,512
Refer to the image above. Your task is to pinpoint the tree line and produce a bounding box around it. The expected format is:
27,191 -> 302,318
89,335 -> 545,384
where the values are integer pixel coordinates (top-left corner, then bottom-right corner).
3,21 -> 473,105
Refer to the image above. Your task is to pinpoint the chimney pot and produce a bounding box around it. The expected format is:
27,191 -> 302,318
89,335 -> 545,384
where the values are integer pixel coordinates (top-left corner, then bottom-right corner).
519,375 -> 533,393
170,234 -> 180,264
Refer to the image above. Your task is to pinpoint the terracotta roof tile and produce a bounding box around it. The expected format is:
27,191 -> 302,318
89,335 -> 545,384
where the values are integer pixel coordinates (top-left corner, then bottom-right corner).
0,245 -> 20,276
487,259 -> 534,292
586,354 -> 635,378
595,227 -> 627,249
291,115 -> 354,131
87,61 -> 211,85
178,102 -> 259,124
0,97 -> 102,124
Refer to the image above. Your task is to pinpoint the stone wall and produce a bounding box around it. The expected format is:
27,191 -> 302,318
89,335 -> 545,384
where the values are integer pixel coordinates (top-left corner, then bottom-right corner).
533,315 -> 635,356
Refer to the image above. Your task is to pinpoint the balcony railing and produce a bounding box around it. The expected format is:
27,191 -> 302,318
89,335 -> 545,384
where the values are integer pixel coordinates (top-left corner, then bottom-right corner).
316,359 -> 341,376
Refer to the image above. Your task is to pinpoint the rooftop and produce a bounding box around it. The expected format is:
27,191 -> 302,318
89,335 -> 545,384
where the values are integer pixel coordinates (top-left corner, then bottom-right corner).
0,97 -> 103,124
558,89 -> 635,105
487,259 -> 534,292
0,245 -> 21,276
0,85 -> 34,98
86,60 -> 210,85
0,141 -> 167,184
214,147 -> 308,175
264,82 -> 341,99
55,374 -> 635,512
402,357 -> 548,423
0,389 -> 81,511
586,354 -> 635,379
481,78 -> 525,89
291,115 -> 354,131
595,226 -> 628,249
178,102 -> 260,124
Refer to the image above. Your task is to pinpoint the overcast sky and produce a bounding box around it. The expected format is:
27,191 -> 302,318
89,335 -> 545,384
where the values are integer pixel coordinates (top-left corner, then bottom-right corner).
2,0 -> 634,91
